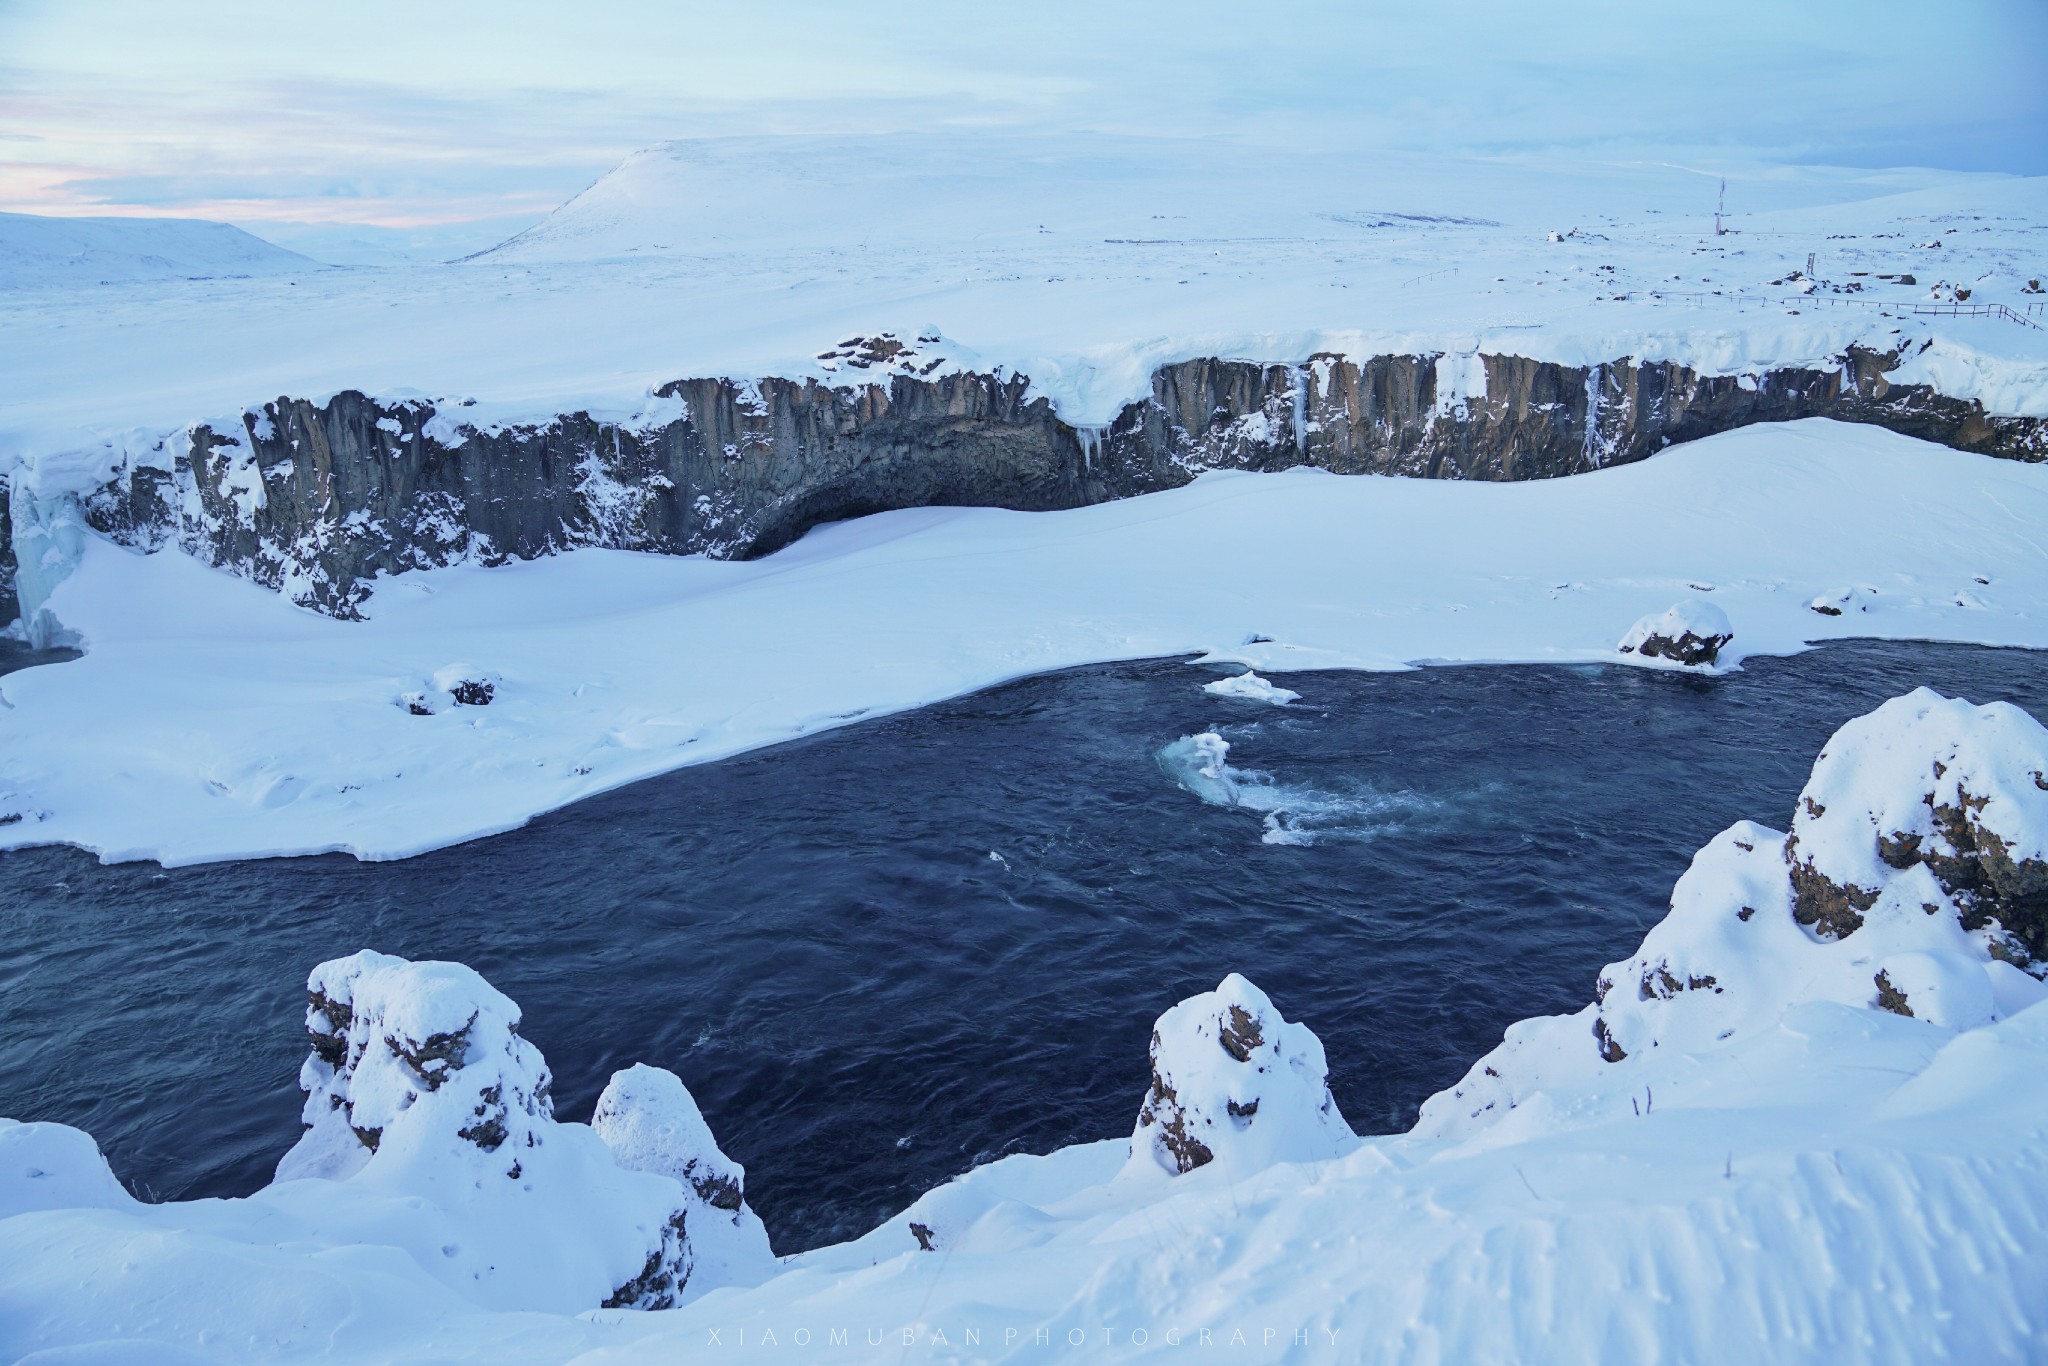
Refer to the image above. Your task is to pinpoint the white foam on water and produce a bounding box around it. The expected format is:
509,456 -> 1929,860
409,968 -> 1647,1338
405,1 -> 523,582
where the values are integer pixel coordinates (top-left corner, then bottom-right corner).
1155,730 -> 1443,845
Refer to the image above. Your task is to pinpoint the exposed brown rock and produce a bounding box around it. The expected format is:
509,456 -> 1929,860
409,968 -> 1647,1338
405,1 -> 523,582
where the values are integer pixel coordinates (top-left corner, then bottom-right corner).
1134,1050 -> 1216,1175
1786,840 -> 1879,939
1593,1015 -> 1628,1063
1217,1003 -> 1264,1063
1873,970 -> 1914,1017
604,1211 -> 691,1310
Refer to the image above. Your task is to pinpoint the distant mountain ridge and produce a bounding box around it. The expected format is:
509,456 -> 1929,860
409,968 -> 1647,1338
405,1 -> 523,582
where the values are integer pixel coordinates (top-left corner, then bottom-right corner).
0,212 -> 320,288
459,133 -> 2002,268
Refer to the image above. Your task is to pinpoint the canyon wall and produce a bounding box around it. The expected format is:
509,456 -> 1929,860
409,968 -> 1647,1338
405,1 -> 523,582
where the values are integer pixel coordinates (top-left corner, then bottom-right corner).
5,345 -> 2041,623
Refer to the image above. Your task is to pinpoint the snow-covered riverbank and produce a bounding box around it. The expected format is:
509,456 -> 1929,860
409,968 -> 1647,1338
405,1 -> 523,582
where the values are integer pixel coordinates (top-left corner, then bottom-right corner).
2,418 -> 2044,866
5,684 -> 2045,1363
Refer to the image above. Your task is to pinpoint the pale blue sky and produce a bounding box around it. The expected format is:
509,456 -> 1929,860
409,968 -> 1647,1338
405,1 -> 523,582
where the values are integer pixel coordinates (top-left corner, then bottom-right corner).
3,0 -> 2043,259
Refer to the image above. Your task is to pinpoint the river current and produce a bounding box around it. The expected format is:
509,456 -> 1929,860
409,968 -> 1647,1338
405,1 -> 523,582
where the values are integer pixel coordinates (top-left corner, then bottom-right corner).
2,639 -> 2042,1250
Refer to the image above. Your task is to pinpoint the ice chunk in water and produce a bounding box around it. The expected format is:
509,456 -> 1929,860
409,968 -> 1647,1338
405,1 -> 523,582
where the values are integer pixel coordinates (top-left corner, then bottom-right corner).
1203,671 -> 1299,705
1156,731 -> 1244,807
1155,729 -> 1443,846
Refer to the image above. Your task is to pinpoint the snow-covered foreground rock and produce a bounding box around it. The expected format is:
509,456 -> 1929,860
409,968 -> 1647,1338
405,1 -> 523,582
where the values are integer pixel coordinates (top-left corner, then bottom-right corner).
2,419 -> 2046,866
0,952 -> 776,1360
6,688 -> 2048,1362
1423,688 -> 2048,1127
1122,974 -> 1356,1180
0,950 -> 774,1331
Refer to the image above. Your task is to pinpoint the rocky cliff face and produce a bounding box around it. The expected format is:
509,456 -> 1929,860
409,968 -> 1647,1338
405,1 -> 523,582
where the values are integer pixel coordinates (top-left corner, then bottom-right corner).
0,489 -> 14,625
9,344 -> 2042,621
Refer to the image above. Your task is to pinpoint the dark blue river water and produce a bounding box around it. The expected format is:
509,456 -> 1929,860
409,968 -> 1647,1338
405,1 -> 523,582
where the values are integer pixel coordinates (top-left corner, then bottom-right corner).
2,641 -> 2043,1250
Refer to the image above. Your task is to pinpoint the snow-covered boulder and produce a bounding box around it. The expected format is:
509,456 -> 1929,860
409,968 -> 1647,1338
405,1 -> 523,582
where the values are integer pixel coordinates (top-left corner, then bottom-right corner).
1587,833 -> 2035,1061
432,663 -> 499,707
592,1064 -> 775,1290
400,665 -> 500,715
1806,586 -> 1873,617
1783,688 -> 2048,955
1617,598 -> 1732,668
269,950 -> 745,1312
1123,973 -> 1354,1180
280,949 -> 551,1181
1202,670 -> 1299,705
1418,690 -> 2048,1139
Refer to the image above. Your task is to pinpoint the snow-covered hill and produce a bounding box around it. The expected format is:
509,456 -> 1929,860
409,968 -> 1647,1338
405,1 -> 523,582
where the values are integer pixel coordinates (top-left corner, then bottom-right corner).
465,133 -> 1997,265
0,211 -> 320,288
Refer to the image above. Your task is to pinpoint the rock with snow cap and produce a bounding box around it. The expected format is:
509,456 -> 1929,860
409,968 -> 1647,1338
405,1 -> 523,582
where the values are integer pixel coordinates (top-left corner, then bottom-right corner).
1420,691 -> 2048,1141
280,949 -> 549,1181
1783,687 -> 2048,955
269,950 -> 743,1313
1617,598 -> 1733,668
592,1063 -> 775,1290
0,1119 -> 133,1219
1123,973 -> 1354,1180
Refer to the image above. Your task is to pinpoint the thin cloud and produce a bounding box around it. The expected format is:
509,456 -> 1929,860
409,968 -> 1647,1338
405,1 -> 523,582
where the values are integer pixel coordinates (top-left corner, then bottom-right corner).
1,0 -> 2041,233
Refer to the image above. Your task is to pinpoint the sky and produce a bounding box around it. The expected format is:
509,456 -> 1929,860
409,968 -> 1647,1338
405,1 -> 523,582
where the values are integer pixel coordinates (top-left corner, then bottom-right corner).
2,0 -> 2044,261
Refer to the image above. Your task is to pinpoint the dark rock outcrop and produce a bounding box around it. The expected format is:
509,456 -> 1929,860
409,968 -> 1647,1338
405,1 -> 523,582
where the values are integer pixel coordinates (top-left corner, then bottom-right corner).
8,344 -> 2041,620
0,481 -> 14,625
1873,969 -> 1914,1017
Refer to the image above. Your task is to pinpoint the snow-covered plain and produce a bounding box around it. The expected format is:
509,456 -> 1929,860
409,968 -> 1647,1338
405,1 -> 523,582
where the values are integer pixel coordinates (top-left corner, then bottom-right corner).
3,419 -> 2045,865
5,685 -> 2047,1363
3,136 -> 2047,499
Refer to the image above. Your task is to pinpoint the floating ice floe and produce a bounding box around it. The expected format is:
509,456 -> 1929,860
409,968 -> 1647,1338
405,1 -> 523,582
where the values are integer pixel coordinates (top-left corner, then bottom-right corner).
1201,670 -> 1300,705
1156,730 -> 1242,808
